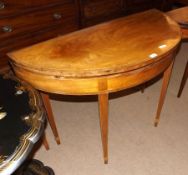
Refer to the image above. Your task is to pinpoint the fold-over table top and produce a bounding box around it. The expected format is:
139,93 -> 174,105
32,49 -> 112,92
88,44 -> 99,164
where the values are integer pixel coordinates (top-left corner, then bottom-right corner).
8,9 -> 181,78
167,6 -> 188,26
166,7 -> 188,39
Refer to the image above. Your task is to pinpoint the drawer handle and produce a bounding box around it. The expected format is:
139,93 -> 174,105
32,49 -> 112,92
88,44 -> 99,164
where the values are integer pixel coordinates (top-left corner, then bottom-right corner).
0,1 -> 5,9
53,13 -> 62,20
2,26 -> 13,33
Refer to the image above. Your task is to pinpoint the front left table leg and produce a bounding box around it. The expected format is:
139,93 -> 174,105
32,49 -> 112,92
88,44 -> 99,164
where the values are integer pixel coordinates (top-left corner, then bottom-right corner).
98,93 -> 109,164
40,92 -> 61,145
154,61 -> 174,127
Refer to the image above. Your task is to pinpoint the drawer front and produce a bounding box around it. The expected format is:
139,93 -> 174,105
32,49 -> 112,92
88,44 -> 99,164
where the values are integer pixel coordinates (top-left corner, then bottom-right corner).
0,0 -> 74,17
125,0 -> 154,13
0,56 -> 8,72
126,0 -> 151,6
82,0 -> 124,19
152,0 -> 164,9
126,0 -> 163,7
0,3 -> 78,40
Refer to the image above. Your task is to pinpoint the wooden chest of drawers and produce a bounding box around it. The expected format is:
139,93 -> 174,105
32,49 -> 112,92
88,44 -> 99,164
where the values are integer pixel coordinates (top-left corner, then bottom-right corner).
0,0 -> 79,72
79,0 -> 167,27
174,0 -> 188,5
79,0 -> 125,26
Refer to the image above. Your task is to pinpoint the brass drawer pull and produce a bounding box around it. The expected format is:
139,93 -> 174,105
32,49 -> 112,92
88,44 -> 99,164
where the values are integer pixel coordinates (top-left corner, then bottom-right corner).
53,13 -> 62,20
2,26 -> 13,33
0,1 -> 5,9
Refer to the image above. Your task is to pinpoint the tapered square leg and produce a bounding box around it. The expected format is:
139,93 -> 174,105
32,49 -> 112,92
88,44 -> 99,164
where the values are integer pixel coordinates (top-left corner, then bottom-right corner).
154,61 -> 174,127
98,93 -> 108,164
40,92 -> 61,145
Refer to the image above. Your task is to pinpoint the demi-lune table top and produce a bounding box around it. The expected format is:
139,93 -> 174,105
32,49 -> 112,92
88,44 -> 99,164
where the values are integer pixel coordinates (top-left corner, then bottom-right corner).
167,7 -> 188,39
8,9 -> 181,78
167,6 -> 188,26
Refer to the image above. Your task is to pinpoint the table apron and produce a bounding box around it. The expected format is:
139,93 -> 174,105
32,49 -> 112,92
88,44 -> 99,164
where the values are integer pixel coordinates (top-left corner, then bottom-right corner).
13,53 -> 174,95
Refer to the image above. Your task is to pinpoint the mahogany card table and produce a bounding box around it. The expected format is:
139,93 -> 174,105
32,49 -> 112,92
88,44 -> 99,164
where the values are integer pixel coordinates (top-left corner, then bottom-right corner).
8,9 -> 181,163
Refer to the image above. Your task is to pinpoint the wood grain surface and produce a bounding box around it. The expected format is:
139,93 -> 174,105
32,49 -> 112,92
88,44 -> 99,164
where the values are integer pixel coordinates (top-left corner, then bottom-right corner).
167,7 -> 188,39
167,6 -> 188,25
9,9 -> 181,78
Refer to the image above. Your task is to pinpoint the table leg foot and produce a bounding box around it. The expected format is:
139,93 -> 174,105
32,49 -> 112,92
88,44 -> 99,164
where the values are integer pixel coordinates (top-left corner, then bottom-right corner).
154,61 -> 174,127
43,133 -> 50,150
55,137 -> 61,145
98,93 -> 108,164
154,119 -> 159,127
40,92 -> 61,145
104,158 -> 108,164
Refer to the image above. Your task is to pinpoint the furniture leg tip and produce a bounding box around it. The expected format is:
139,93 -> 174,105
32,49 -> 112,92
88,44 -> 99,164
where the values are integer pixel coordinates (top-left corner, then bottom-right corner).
154,121 -> 158,127
104,158 -> 108,164
45,146 -> 50,150
56,137 -> 61,145
43,142 -> 50,150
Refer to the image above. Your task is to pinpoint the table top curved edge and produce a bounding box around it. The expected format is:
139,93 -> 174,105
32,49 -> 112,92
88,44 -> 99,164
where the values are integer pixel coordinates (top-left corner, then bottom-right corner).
8,9 -> 182,78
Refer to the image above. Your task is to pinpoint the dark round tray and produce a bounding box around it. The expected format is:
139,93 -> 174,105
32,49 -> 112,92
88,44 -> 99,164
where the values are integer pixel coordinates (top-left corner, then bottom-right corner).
0,74 -> 45,175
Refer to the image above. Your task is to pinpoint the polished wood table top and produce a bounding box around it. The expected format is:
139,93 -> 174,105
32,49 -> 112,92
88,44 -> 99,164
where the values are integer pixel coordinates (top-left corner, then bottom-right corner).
9,9 -> 180,78
8,9 -> 181,164
167,6 -> 188,25
167,6 -> 188,39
